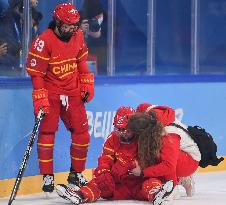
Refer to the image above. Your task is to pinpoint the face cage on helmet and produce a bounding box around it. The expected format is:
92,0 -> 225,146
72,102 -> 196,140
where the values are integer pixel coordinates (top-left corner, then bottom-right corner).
114,127 -> 128,134
56,20 -> 80,35
62,22 -> 80,32
114,127 -> 135,144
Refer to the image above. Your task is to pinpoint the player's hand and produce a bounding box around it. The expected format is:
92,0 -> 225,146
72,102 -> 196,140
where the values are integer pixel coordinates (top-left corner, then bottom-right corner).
80,20 -> 89,34
0,43 -> 7,56
130,160 -> 142,176
32,88 -> 50,116
80,73 -> 94,103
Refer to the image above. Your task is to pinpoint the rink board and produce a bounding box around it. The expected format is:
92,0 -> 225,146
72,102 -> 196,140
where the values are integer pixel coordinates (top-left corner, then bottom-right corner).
0,76 -> 226,197
2,171 -> 226,205
0,169 -> 94,198
0,160 -> 226,198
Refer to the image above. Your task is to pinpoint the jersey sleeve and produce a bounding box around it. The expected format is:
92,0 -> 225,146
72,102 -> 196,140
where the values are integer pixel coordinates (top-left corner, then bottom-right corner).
26,36 -> 50,78
143,134 -> 180,178
76,31 -> 89,73
97,133 -> 116,171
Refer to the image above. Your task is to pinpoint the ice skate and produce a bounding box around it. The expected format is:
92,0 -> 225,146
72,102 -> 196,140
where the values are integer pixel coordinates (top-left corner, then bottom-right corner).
42,174 -> 54,192
153,180 -> 174,205
165,185 -> 180,201
179,175 -> 195,197
56,182 -> 80,200
42,174 -> 54,198
67,171 -> 88,187
56,184 -> 83,204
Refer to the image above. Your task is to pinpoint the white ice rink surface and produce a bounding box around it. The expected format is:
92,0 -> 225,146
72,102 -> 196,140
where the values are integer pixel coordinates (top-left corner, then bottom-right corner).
1,171 -> 226,205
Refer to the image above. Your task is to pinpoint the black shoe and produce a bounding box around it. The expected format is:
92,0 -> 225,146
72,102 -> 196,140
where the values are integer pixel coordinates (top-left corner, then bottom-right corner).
56,184 -> 83,204
67,171 -> 88,187
153,180 -> 174,205
42,174 -> 54,193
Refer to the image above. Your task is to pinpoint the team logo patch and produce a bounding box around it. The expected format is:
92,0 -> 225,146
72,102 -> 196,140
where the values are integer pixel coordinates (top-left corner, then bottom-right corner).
30,59 -> 37,67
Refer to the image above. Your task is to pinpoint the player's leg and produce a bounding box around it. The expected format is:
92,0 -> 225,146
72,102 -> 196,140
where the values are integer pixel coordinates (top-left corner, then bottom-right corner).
56,179 -> 101,204
61,96 -> 90,187
177,151 -> 199,197
38,93 -> 61,193
141,178 -> 174,205
38,132 -> 55,192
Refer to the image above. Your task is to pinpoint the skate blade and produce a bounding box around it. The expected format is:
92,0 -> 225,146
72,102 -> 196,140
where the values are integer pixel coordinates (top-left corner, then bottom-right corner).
43,192 -> 52,199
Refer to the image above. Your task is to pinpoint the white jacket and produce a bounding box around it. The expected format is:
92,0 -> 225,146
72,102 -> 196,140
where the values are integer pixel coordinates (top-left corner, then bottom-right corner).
164,119 -> 201,162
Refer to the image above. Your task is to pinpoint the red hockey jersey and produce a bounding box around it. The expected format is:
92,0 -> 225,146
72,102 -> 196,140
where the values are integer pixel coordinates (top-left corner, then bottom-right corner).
26,28 -> 88,96
97,131 -> 138,172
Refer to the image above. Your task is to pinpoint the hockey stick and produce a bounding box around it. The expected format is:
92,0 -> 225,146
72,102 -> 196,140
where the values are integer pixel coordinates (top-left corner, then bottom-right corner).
82,92 -> 89,102
8,109 -> 45,205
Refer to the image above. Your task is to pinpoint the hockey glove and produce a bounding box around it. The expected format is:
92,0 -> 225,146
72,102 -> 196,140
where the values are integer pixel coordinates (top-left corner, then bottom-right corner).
80,73 -> 94,103
111,157 -> 136,182
32,88 -> 50,115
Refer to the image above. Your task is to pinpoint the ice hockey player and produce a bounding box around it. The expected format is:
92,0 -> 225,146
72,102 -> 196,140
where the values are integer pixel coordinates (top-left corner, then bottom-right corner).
26,2 -> 94,193
55,106 -> 174,205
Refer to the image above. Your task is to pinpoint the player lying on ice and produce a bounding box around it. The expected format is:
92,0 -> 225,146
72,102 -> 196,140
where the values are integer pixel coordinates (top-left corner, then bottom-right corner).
56,104 -> 205,205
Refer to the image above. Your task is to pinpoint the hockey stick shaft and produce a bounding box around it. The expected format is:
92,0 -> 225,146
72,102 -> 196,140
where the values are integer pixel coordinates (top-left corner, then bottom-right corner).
8,110 -> 44,205
82,92 -> 89,102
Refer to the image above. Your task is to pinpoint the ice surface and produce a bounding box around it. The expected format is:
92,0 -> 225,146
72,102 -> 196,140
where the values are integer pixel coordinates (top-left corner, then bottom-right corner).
1,171 -> 226,205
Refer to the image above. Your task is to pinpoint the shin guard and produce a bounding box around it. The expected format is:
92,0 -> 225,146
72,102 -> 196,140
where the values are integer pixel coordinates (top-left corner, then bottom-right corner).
70,131 -> 90,172
37,133 -> 55,174
142,178 -> 163,201
80,179 -> 101,202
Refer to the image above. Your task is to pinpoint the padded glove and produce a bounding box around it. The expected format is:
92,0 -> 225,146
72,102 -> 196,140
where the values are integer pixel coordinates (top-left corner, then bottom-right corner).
80,73 -> 94,103
111,156 -> 136,182
32,88 -> 50,115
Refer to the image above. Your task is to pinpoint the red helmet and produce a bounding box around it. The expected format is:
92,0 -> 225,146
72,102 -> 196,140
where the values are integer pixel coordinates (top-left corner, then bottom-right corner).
53,3 -> 80,25
113,106 -> 135,129
136,103 -> 153,113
